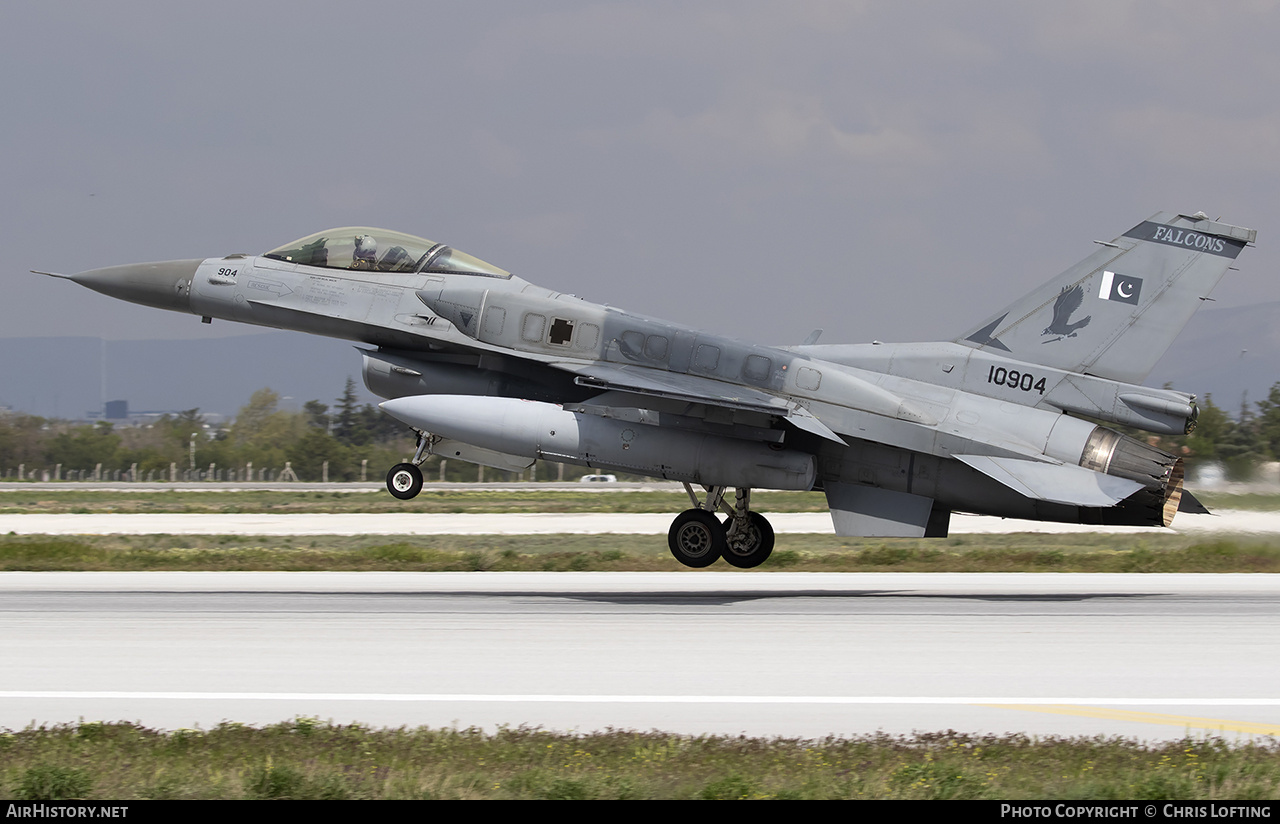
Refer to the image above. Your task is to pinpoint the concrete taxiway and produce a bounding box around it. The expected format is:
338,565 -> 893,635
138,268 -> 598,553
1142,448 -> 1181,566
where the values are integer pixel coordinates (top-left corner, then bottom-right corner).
2,571 -> 1278,741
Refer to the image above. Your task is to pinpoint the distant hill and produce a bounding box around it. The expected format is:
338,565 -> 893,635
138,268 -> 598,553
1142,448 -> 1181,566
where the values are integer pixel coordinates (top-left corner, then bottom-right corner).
1147,300 -> 1280,412
1,301 -> 1276,422
0,333 -> 376,420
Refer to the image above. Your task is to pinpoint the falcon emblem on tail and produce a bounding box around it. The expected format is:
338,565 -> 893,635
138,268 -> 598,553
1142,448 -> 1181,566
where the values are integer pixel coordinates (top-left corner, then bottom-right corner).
1041,284 -> 1091,342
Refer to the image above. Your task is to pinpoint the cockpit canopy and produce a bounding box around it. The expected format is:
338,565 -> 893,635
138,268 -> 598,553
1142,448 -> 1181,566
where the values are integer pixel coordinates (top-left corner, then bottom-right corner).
264,227 -> 511,278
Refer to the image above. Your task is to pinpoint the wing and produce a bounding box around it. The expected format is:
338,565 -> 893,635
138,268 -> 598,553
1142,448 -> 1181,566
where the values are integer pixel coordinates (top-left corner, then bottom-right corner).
549,360 -> 848,445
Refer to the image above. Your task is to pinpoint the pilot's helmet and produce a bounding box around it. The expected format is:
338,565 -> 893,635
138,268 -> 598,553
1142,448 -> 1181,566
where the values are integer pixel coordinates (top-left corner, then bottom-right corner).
354,234 -> 377,258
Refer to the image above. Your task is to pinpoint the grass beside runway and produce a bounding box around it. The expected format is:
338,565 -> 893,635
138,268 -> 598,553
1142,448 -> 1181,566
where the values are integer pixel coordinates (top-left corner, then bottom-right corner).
0,488 -> 1276,514
2,719 -> 1278,799
2,532 -> 1279,572
0,489 -> 816,515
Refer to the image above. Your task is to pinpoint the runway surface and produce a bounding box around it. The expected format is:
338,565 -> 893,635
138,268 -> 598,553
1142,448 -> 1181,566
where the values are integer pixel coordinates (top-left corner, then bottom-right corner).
2,571 -> 1278,741
2,509 -> 1279,535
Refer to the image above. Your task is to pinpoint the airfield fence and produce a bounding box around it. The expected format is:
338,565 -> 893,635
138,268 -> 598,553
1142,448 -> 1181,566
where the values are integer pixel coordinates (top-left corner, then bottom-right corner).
1,459 -> 611,485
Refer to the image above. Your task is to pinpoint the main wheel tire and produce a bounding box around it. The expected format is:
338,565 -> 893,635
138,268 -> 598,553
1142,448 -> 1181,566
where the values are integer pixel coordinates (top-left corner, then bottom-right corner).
667,509 -> 725,568
721,511 -> 775,569
386,463 -> 423,500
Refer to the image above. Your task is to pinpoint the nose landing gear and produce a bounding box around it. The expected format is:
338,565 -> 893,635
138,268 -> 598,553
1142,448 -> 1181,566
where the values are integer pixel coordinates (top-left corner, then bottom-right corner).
386,462 -> 423,499
385,431 -> 432,500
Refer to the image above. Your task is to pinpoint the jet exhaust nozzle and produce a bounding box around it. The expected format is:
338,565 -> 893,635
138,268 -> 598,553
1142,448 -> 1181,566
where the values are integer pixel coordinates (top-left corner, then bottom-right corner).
1079,427 -> 1184,527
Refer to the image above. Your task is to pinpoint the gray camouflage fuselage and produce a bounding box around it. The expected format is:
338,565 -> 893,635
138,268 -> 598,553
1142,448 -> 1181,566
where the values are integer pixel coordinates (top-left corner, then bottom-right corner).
45,211 -> 1256,539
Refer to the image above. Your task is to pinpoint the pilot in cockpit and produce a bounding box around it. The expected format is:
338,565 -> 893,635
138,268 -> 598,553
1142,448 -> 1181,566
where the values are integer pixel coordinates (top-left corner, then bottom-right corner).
351,234 -> 378,270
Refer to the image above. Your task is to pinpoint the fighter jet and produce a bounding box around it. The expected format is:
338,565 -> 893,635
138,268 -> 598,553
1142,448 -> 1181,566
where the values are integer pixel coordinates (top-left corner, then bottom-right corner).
37,211 -> 1255,568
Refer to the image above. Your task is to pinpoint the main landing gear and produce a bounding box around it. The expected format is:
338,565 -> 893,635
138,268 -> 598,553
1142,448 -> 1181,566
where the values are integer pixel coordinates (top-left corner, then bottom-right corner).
386,432 -> 431,500
382,438 -> 776,569
668,484 -> 775,569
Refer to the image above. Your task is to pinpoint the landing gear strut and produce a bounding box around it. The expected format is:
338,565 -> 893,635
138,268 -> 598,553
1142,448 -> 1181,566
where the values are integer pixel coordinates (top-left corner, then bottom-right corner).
385,431 -> 432,500
721,489 -> 775,569
667,484 -> 775,569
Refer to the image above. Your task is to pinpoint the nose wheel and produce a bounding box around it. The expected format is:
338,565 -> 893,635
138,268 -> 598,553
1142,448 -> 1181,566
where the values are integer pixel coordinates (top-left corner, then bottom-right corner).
386,463 -> 423,499
386,431 -> 432,500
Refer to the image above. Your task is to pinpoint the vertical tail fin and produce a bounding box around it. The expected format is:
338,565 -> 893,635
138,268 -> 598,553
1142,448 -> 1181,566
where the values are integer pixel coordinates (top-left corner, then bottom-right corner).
957,212 -> 1255,384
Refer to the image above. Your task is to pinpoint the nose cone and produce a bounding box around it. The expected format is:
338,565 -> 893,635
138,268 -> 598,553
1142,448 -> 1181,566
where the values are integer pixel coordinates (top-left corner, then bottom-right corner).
71,259 -> 202,313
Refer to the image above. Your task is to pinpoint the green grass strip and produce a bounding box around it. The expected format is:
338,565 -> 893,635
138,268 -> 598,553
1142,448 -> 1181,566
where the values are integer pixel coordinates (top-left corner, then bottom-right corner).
2,533 -> 1279,572
2,720 -> 1277,800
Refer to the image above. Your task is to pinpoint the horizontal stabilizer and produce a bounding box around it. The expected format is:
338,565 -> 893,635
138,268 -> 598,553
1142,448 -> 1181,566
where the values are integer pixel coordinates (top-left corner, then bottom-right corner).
955,454 -> 1144,508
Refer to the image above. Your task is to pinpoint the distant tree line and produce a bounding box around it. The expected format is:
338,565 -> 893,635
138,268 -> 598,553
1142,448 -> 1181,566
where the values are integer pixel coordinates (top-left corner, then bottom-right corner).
4,379 -> 1279,484
1142,383 -> 1280,479
0,377 -> 602,483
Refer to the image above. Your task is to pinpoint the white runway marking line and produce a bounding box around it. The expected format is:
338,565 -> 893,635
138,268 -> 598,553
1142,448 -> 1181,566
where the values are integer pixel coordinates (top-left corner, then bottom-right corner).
3,692 -> 1279,706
